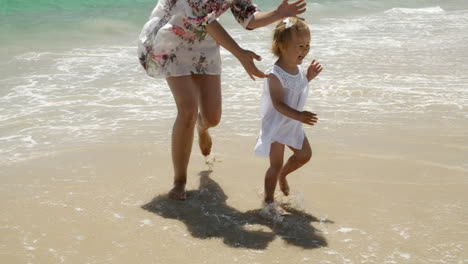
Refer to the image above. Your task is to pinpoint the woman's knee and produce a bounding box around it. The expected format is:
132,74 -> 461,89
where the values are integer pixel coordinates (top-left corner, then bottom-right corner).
200,111 -> 221,128
195,74 -> 222,128
177,107 -> 198,128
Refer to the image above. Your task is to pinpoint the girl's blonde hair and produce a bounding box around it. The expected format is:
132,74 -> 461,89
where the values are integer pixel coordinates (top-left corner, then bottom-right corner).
271,17 -> 310,57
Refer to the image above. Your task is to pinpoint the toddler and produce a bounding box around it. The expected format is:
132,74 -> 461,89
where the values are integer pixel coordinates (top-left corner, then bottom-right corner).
254,17 -> 322,207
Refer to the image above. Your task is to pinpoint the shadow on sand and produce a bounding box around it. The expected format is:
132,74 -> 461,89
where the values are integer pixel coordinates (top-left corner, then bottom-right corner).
142,170 -> 332,249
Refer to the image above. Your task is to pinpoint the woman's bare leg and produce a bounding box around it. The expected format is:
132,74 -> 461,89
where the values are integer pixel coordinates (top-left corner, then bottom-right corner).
264,142 -> 284,204
193,74 -> 221,156
279,137 -> 312,196
166,75 -> 199,200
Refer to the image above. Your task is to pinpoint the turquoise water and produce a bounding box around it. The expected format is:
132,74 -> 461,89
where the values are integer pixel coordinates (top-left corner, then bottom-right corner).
3,0 -> 467,32
1,0 -> 467,48
1,0 -> 467,52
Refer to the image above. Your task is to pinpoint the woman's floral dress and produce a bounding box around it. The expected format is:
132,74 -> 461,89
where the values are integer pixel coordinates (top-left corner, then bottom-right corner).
138,0 -> 259,78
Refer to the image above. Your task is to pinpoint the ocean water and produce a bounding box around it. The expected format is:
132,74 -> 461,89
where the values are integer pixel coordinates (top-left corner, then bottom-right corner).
1,0 -> 468,165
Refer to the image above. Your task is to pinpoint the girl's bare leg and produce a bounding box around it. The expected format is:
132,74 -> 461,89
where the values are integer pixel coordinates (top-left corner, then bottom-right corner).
193,74 -> 221,156
166,76 -> 199,200
264,142 -> 284,204
279,137 -> 312,196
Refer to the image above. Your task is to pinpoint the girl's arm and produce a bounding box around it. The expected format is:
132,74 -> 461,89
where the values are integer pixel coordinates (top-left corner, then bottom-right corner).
268,74 -> 317,125
205,20 -> 266,80
247,0 -> 307,30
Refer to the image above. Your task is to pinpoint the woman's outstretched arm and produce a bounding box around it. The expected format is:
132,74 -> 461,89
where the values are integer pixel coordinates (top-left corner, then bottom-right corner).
205,20 -> 266,80
247,0 -> 307,30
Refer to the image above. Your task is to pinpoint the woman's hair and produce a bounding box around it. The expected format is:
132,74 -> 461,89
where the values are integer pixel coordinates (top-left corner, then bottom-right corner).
271,17 -> 310,57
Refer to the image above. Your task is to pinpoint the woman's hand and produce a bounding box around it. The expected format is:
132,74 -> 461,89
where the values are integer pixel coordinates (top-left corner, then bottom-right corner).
205,21 -> 265,80
299,111 -> 318,126
236,49 -> 266,80
307,59 -> 323,81
276,0 -> 307,19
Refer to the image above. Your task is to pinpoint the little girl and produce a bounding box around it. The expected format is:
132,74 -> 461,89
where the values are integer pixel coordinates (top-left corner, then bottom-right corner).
254,17 -> 322,206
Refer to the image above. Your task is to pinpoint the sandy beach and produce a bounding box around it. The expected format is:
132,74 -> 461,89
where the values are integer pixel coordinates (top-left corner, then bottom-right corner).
1,122 -> 467,263
1,0 -> 468,263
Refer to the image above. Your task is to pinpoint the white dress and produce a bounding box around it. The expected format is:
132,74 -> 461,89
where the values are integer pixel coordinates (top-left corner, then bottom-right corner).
137,0 -> 259,78
254,64 -> 309,157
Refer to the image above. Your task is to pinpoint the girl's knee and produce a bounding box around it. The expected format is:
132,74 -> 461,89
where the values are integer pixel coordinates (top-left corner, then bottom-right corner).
265,167 -> 281,181
269,162 -> 283,173
296,149 -> 312,164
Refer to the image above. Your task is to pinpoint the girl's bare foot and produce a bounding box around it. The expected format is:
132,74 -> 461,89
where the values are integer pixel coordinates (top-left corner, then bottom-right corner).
261,201 -> 291,217
197,124 -> 212,156
278,176 -> 290,196
168,183 -> 186,201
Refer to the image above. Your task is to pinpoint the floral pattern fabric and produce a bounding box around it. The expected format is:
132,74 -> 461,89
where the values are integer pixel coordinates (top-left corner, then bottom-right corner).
138,0 -> 259,78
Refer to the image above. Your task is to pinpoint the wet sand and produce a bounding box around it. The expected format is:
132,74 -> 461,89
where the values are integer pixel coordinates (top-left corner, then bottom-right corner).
1,126 -> 467,263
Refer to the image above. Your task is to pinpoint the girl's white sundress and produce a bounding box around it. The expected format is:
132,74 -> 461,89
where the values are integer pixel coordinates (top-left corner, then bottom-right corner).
138,0 -> 259,78
254,64 -> 310,157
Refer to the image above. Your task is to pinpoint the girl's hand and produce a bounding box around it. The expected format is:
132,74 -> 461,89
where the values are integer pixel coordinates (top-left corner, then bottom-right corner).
277,0 -> 307,19
237,49 -> 266,80
307,59 -> 323,81
299,111 -> 318,125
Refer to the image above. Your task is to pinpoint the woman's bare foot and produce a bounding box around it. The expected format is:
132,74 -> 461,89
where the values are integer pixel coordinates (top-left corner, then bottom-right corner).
168,183 -> 186,201
278,175 -> 290,196
197,124 -> 212,156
